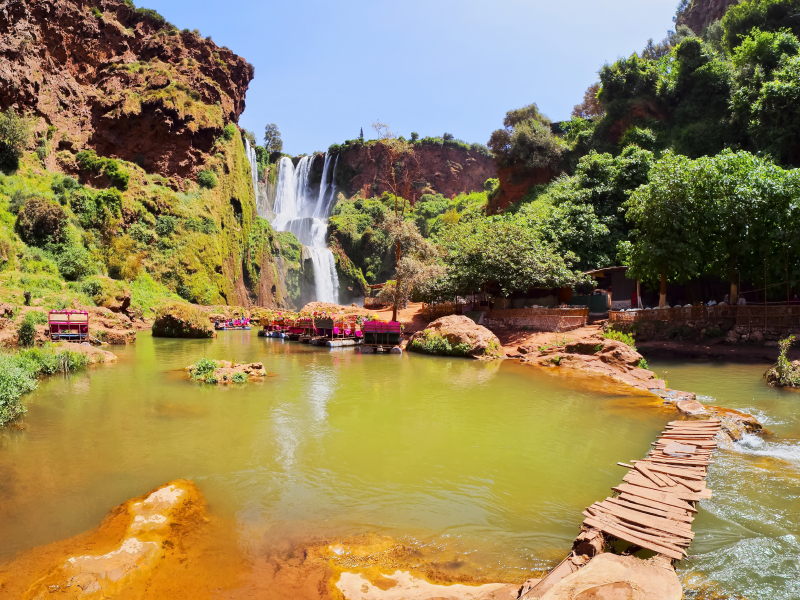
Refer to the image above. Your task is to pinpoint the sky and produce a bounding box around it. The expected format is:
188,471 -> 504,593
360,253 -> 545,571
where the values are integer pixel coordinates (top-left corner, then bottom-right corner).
141,0 -> 679,155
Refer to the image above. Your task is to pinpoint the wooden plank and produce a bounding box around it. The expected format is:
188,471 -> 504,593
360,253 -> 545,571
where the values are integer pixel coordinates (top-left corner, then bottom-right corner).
618,462 -> 635,469
585,508 -> 691,546
613,484 -> 698,512
594,501 -> 694,538
607,496 -> 694,523
668,420 -> 719,426
583,516 -> 685,560
634,462 -> 667,487
638,463 -> 705,479
624,472 -> 669,491
618,479 -> 705,502
665,477 -> 705,493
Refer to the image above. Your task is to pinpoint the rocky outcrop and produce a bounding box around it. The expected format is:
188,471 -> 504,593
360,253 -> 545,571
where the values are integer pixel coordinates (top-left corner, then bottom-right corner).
528,337 -> 665,392
337,571 -> 519,600
486,165 -> 556,215
0,480 -> 206,598
409,315 -> 503,359
152,302 -> 214,338
677,0 -> 737,34
0,0 -> 253,179
58,340 -> 117,363
536,553 -> 682,600
333,142 -> 496,199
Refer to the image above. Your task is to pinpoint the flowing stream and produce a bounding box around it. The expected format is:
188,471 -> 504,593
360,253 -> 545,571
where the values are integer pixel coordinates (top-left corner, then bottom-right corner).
268,156 -> 339,304
0,338 -> 797,598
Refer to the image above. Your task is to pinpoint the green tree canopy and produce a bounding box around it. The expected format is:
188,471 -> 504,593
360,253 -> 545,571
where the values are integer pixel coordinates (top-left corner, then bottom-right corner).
263,123 -> 283,153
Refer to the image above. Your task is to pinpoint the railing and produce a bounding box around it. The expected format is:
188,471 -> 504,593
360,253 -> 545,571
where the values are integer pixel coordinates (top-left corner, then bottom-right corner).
610,304 -> 800,330
422,302 -> 460,322
485,307 -> 589,332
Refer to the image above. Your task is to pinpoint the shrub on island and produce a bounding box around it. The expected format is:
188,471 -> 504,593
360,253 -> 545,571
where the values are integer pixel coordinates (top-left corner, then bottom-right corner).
186,358 -> 269,384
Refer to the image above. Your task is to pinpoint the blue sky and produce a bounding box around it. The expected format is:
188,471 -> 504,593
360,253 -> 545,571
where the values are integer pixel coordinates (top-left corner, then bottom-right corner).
142,0 -> 678,155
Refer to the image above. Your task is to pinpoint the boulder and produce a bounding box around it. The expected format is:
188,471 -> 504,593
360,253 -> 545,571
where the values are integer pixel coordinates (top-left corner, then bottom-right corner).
152,303 -> 215,338
409,315 -> 503,359
538,554 -> 682,600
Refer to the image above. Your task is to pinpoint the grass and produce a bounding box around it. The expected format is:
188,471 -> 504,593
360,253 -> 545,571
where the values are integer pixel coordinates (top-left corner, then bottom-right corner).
0,345 -> 90,425
603,327 -> 637,351
537,338 -> 574,352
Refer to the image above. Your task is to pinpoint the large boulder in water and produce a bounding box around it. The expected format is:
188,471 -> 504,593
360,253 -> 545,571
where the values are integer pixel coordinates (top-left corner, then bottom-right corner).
539,553 -> 682,600
409,315 -> 503,359
152,303 -> 215,338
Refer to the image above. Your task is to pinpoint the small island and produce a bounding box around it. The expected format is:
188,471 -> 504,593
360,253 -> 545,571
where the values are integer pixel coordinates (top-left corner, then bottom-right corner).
186,358 -> 271,385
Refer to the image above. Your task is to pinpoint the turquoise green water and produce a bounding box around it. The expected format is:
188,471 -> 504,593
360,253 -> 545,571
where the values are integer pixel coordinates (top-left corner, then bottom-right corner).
649,359 -> 800,600
0,333 -> 668,582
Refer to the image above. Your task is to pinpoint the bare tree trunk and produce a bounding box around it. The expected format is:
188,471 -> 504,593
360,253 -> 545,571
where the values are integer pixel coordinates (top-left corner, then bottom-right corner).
392,239 -> 401,322
659,270 -> 667,308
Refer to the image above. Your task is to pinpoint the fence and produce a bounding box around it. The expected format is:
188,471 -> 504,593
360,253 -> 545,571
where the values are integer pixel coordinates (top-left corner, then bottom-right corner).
484,307 -> 589,332
610,304 -> 800,332
422,302 -> 460,322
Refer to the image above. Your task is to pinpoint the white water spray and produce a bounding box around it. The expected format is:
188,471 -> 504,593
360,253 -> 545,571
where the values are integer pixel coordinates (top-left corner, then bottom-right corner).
244,138 -> 262,213
270,155 -> 340,303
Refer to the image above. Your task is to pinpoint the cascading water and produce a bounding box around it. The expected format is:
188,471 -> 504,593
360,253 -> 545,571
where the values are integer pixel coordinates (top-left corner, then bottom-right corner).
244,138 -> 266,216
270,155 -> 340,304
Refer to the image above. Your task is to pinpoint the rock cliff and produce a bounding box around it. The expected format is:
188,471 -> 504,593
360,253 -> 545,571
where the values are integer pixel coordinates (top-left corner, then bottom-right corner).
677,0 -> 737,34
0,0 -> 253,179
332,141 -> 496,199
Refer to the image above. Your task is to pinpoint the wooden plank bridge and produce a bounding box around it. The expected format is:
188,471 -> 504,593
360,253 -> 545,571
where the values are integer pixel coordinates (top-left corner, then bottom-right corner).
523,418 -> 720,598
584,418 -> 719,560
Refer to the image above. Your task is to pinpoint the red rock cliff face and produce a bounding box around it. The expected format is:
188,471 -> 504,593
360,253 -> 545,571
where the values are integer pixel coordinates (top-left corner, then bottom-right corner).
337,142 -> 496,199
677,0 -> 737,33
0,0 -> 253,178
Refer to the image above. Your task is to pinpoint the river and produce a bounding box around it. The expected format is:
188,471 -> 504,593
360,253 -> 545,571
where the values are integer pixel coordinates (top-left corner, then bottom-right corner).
0,335 -> 796,598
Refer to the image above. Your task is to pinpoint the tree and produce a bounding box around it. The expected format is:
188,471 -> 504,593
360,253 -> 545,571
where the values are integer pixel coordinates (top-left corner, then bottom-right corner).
410,132 -> 419,142
377,218 -> 442,311
488,103 -> 566,170
263,124 -> 283,153
372,121 -> 422,320
572,83 -> 604,118
436,215 -> 585,297
16,198 -> 66,246
625,151 -> 712,306
0,108 -> 33,173
442,132 -> 454,141
359,127 -> 364,141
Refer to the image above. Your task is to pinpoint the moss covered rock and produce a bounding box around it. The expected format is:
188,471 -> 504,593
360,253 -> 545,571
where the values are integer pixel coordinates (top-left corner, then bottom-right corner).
152,303 -> 214,338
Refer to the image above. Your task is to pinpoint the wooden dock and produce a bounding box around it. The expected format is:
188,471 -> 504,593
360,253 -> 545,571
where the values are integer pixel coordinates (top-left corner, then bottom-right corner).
582,418 -> 719,560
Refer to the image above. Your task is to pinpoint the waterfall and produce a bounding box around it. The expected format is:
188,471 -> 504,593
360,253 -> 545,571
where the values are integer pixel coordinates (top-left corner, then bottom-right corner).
244,138 -> 262,214
271,155 -> 340,304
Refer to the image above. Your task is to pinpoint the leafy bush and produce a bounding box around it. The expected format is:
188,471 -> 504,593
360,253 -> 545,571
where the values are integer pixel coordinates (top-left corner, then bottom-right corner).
231,372 -> 247,383
16,198 -> 66,246
603,328 -> 637,351
75,150 -> 129,191
772,335 -> 800,386
221,124 -> 237,142
410,331 -> 473,357
53,243 -> 94,281
17,311 -> 46,347
190,357 -> 218,381
154,215 -> 178,236
197,170 -> 218,189
637,357 -> 650,370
